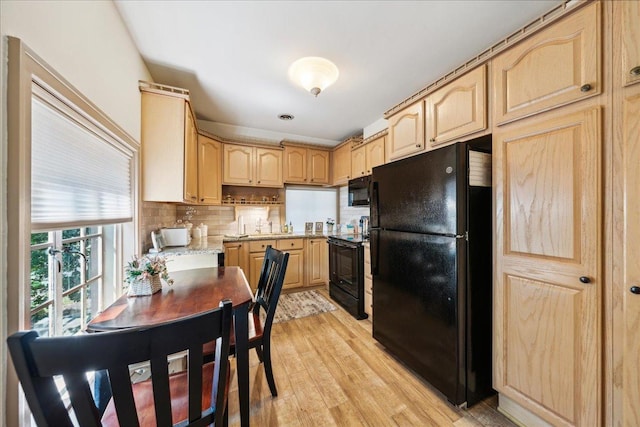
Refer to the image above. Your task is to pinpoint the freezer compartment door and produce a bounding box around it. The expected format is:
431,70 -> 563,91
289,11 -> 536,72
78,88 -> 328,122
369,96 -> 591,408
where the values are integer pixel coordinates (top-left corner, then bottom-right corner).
372,229 -> 465,405
371,143 -> 465,235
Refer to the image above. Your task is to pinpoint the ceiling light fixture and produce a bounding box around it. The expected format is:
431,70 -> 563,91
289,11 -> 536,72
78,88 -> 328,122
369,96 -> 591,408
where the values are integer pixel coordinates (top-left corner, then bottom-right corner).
288,57 -> 339,97
278,113 -> 294,121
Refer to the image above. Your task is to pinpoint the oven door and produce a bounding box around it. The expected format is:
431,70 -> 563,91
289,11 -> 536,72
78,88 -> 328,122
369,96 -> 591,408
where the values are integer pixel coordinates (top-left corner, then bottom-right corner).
329,239 -> 359,297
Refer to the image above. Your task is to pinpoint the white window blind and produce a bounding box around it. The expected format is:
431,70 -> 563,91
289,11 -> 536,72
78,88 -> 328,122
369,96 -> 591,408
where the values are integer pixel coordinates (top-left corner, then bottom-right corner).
31,83 -> 134,231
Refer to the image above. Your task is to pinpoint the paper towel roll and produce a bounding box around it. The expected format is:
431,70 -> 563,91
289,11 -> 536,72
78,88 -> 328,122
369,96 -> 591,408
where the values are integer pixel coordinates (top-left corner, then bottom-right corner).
238,215 -> 244,234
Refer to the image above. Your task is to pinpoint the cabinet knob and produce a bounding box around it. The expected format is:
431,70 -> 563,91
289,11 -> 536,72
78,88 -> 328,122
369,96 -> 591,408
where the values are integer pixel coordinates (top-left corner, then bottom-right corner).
415,144 -> 421,148
258,180 -> 261,184
630,66 -> 640,76
430,138 -> 436,142
249,179 -> 252,183
579,276 -> 591,284
580,83 -> 592,92
630,286 -> 640,295
200,198 -> 204,202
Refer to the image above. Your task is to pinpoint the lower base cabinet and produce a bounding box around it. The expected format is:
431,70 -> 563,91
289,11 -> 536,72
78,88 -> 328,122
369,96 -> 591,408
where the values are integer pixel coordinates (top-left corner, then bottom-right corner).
277,239 -> 304,290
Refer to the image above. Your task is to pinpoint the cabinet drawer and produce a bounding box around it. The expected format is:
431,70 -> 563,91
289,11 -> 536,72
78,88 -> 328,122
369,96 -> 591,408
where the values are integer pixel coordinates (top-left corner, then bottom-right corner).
249,240 -> 276,253
277,238 -> 304,251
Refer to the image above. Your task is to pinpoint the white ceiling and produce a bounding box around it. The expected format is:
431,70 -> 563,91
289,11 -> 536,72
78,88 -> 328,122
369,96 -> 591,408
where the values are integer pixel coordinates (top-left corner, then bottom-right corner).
115,0 -> 562,146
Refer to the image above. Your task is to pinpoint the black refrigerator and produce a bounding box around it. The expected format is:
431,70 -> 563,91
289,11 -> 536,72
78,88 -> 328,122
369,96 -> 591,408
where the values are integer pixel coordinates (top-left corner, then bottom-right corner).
370,136 -> 493,407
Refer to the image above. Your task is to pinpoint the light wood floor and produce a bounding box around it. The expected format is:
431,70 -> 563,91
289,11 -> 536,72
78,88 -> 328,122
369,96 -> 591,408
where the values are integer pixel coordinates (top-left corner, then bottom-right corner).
225,290 -> 517,426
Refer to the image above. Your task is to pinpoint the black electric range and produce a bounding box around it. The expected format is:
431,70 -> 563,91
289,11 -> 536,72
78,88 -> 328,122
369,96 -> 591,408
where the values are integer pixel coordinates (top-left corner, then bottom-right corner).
327,235 -> 368,320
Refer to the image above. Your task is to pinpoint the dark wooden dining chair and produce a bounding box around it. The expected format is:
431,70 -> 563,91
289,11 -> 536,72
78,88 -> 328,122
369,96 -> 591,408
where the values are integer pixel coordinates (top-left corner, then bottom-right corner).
7,300 -> 233,427
204,245 -> 289,397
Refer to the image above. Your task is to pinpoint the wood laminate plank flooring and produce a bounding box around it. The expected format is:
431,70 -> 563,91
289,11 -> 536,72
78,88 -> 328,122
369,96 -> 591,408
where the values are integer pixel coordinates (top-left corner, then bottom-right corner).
225,289 -> 516,426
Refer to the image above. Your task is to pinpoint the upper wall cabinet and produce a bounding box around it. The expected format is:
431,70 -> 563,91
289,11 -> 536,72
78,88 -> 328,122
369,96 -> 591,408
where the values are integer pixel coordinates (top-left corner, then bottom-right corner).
223,143 -> 283,187
425,65 -> 487,149
331,143 -> 352,185
283,145 -> 330,185
140,87 -> 199,203
197,133 -> 222,204
387,101 -> 425,161
352,135 -> 386,177
620,0 -> 640,87
492,2 -> 601,125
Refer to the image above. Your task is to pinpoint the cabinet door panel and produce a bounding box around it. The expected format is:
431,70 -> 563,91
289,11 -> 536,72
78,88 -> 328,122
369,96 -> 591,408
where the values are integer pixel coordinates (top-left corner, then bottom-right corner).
255,148 -> 283,187
307,239 -> 327,286
283,250 -> 304,289
351,146 -> 366,177
387,102 -> 425,161
426,65 -> 486,147
621,0 -> 640,87
184,105 -> 198,202
365,136 -> 385,173
249,253 -> 264,293
223,145 -> 253,185
619,89 -> 640,426
332,144 -> 351,185
494,108 -> 601,426
198,134 -> 222,204
493,2 -> 600,125
284,146 -> 307,183
308,149 -> 330,184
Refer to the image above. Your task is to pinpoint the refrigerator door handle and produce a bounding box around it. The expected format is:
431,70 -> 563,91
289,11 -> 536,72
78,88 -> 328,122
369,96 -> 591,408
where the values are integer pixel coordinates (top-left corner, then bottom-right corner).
370,229 -> 379,275
371,181 -> 379,228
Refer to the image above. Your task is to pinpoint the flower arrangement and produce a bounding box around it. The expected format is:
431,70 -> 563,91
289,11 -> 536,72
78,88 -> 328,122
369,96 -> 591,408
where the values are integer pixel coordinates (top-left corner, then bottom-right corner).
125,255 -> 173,296
326,218 -> 335,226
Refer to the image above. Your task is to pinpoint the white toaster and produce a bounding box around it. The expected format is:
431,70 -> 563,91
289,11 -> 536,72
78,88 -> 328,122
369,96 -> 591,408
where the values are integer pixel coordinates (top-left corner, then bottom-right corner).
161,227 -> 191,247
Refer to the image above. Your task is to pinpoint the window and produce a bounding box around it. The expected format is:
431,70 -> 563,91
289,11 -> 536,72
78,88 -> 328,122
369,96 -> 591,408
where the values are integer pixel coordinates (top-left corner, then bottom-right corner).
30,227 -> 115,337
285,187 -> 338,233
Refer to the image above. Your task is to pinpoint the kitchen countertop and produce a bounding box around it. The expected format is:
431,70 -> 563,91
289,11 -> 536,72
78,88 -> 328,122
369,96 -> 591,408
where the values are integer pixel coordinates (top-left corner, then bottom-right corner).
156,236 -> 224,256
221,232 -> 331,242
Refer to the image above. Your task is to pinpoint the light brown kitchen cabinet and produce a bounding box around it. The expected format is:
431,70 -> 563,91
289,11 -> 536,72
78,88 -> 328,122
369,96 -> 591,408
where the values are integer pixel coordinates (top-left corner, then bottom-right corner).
223,143 -> 283,187
493,107 -> 601,426
620,0 -> 640,87
351,145 -> 366,177
352,136 -> 386,177
613,2 -> 640,425
308,149 -> 330,184
184,106 -> 198,202
283,146 -> 307,183
425,65 -> 486,148
283,146 -> 330,185
331,142 -> 352,185
306,238 -> 328,287
224,241 -> 249,276
197,133 -> 222,204
277,239 -> 305,289
492,2 -> 600,125
387,101 -> 425,161
140,88 -> 199,203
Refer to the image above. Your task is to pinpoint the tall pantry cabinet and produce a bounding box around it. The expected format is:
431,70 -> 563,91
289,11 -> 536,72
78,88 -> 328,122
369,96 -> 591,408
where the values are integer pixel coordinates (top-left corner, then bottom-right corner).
492,2 -> 603,426
612,2 -> 640,426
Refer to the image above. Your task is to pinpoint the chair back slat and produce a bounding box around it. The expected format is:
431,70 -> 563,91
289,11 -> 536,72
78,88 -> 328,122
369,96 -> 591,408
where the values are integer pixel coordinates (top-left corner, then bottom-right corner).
253,246 -> 289,334
63,372 -> 101,426
150,355 -> 173,427
108,365 -> 140,427
186,348 -> 204,423
7,300 -> 233,427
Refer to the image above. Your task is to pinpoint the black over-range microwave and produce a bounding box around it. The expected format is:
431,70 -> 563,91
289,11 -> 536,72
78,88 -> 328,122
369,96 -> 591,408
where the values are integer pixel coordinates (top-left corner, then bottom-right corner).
348,176 -> 371,206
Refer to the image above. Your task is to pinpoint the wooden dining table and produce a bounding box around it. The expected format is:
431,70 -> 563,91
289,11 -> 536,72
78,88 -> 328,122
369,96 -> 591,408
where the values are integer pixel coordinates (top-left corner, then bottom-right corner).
87,266 -> 253,427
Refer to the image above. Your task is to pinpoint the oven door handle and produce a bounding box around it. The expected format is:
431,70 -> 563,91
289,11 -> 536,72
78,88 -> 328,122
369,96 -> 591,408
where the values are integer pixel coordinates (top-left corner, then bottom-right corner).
329,240 -> 357,249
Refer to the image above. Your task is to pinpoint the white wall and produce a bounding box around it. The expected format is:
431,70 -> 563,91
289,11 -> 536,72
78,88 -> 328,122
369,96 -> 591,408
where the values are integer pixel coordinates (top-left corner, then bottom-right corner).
0,1 -> 152,425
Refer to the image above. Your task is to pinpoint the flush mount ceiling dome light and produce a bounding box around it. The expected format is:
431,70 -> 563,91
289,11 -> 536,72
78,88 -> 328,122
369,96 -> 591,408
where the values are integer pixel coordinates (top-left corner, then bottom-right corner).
288,57 -> 339,97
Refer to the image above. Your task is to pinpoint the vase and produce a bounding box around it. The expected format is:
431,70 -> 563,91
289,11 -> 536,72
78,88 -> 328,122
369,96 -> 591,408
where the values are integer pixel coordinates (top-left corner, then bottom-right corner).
128,275 -> 162,297
327,224 -> 334,234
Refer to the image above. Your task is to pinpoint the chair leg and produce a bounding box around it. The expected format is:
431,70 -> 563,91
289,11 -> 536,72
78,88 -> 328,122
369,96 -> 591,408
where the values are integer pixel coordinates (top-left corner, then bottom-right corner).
223,403 -> 229,427
254,344 -> 263,363
262,339 -> 277,397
